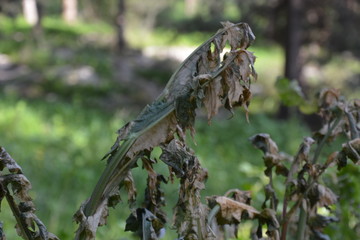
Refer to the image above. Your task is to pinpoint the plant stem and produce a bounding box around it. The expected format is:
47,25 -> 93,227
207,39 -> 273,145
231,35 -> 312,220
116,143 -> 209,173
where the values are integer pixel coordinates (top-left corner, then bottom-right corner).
296,204 -> 307,240
293,115 -> 342,240
312,116 -> 341,164
4,185 -> 33,240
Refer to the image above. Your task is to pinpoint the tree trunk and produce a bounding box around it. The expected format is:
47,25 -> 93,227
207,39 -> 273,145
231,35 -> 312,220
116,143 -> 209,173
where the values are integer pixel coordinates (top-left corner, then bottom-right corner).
62,0 -> 77,23
22,0 -> 38,25
278,0 -> 304,119
285,0 -> 302,83
116,0 -> 127,51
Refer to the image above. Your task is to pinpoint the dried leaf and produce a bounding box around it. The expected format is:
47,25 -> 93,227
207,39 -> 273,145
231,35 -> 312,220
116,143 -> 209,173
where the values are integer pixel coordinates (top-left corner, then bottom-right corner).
5,174 -> 32,202
318,88 -> 341,109
342,138 -> 360,163
308,183 -> 338,208
127,108 -> 178,159
202,76 -> 223,121
207,196 -> 259,225
125,208 -> 163,240
74,200 -> 109,240
160,139 -> 193,178
221,21 -> 255,50
249,134 -> 279,155
224,189 -> 252,205
0,147 -> 22,173
170,141 -> 211,239
123,171 -> 137,207
262,184 -> 279,210
256,208 -> 280,240
142,157 -> 159,206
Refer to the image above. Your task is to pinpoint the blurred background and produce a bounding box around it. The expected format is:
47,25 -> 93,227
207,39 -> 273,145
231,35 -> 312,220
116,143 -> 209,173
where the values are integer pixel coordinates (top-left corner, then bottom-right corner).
0,0 -> 359,239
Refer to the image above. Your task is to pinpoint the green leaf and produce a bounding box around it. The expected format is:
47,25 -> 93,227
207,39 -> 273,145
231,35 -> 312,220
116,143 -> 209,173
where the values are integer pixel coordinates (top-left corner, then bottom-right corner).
275,77 -> 305,107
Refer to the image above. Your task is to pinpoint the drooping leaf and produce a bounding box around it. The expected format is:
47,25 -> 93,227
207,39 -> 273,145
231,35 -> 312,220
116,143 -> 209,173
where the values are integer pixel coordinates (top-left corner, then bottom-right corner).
207,196 -> 259,225
170,140 -> 211,239
256,208 -> 280,239
249,133 -> 279,155
0,147 -> 22,173
160,139 -> 193,178
224,189 -> 252,205
308,183 -> 338,208
342,138 -> 360,164
202,76 -> 223,121
250,133 -> 290,178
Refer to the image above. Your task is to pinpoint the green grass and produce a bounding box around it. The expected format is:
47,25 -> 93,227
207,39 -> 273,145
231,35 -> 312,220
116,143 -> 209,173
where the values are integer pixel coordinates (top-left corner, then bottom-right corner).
0,15 -> 114,79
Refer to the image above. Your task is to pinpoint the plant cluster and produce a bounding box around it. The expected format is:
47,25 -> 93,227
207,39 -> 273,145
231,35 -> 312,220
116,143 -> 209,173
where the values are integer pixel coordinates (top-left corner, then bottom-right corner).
1,22 -> 359,240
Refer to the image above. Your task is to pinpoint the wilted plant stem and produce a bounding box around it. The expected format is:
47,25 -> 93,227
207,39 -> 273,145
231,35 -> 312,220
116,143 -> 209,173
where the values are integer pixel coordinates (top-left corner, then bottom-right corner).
4,186 -> 33,240
312,116 -> 341,164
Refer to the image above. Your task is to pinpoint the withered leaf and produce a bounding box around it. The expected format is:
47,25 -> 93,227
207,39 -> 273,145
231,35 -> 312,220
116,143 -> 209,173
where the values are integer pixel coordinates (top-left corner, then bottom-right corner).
142,157 -> 158,206
123,171 -> 137,207
160,139 -> 193,178
202,76 -> 223,121
342,138 -> 360,164
262,184 -> 279,210
207,196 -> 259,225
5,174 -> 32,202
0,147 -> 22,173
125,208 -> 162,240
308,183 -> 338,208
127,109 -> 178,159
318,88 -> 341,109
74,200 -> 109,240
221,21 -> 255,50
249,134 -> 279,155
259,208 -> 280,229
224,189 -> 252,205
